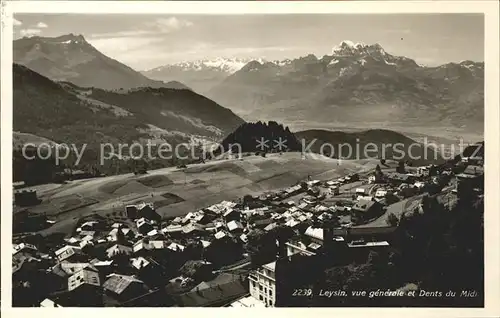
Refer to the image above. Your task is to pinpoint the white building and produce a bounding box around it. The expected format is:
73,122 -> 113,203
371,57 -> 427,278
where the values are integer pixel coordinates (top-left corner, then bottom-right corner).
249,261 -> 276,307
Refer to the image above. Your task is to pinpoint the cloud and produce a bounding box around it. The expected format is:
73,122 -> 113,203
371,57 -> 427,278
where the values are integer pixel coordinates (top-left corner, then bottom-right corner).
150,17 -> 193,32
20,28 -> 42,37
90,30 -> 152,39
89,17 -> 193,41
13,18 -> 22,26
36,22 -> 48,28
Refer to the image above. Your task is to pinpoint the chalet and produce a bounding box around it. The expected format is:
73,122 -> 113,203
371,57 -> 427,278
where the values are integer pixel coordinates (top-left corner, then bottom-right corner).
55,245 -> 86,263
103,274 -> 149,303
90,259 -> 114,277
107,227 -> 134,242
223,208 -> 241,222
334,226 -> 397,242
167,242 -> 186,252
60,262 -> 98,276
136,218 -> 155,235
375,189 -> 387,198
264,222 -> 278,232
252,218 -> 274,229
386,173 -> 414,184
78,238 -> 94,250
351,199 -> 385,224
240,233 -> 249,243
182,223 -> 205,236
227,220 -> 244,233
285,240 -> 318,257
14,189 -> 39,207
40,298 -> 63,307
347,240 -> 390,248
67,268 -> 102,306
133,240 -> 166,254
161,224 -> 183,236
304,226 -> 345,247
12,243 -> 38,256
456,165 -> 484,192
214,231 -> 228,240
76,221 -> 100,233
131,257 -> 162,283
126,202 -> 160,222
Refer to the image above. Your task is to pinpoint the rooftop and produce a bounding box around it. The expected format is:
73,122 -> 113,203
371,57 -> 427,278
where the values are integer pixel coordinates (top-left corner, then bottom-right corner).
68,268 -> 100,291
103,274 -> 145,295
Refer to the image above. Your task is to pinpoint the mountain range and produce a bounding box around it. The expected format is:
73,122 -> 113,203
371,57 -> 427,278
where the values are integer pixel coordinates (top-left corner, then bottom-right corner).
144,41 -> 483,133
207,41 -> 483,132
142,57 -> 267,94
13,34 -> 190,90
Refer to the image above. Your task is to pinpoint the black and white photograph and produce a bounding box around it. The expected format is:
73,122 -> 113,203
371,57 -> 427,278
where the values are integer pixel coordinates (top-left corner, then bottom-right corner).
2,0 -> 499,313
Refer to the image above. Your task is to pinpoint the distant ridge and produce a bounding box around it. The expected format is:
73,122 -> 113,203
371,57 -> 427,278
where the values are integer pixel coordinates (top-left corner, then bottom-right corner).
295,128 -> 444,165
13,33 -> 191,90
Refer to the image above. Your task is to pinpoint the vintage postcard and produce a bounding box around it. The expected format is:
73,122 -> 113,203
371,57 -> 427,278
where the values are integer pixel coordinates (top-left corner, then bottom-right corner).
1,1 -> 499,317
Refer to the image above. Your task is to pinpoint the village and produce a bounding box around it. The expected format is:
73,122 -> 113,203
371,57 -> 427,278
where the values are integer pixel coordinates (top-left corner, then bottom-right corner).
12,152 -> 484,307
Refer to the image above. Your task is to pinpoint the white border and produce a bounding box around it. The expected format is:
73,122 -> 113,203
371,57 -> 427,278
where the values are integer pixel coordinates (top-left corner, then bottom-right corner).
1,1 -> 499,318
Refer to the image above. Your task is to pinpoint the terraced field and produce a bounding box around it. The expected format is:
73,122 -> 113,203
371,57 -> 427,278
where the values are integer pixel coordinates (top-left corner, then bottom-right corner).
28,152 -> 380,235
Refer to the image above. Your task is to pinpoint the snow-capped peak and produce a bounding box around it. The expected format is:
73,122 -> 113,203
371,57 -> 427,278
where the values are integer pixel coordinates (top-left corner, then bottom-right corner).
148,57 -> 265,74
332,40 -> 368,54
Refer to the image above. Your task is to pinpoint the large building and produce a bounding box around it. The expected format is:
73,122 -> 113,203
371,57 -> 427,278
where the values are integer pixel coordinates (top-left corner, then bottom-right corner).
248,261 -> 276,307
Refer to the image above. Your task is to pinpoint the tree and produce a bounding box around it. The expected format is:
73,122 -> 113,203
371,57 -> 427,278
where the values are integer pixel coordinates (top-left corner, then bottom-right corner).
386,213 -> 399,226
396,160 -> 406,173
179,260 -> 213,282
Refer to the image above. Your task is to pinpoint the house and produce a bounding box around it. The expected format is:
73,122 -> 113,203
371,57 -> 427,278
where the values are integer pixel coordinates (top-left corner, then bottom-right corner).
227,220 -> 244,233
60,262 -> 98,276
54,245 -> 86,263
90,259 -> 115,277
107,227 -> 134,242
304,226 -> 345,247
133,240 -> 167,254
40,298 -> 63,307
214,231 -> 228,240
240,234 -> 249,243
229,295 -> 266,307
347,240 -> 390,248
249,262 -> 276,307
137,202 -> 161,222
14,189 -> 39,207
67,268 -> 102,306
285,219 -> 300,228
336,226 -> 397,241
456,165 -> 484,192
182,223 -> 205,236
193,211 -> 213,225
264,223 -> 278,232
173,276 -> 248,307
351,199 -> 385,224
103,274 -> 149,303
130,257 -> 162,284
252,218 -> 274,229
167,242 -> 185,252
223,208 -> 241,222
161,224 -> 183,236
126,202 -> 159,221
12,243 -> 38,256
386,173 -> 414,184
136,218 -> 155,235
285,240 -> 317,257
76,221 -> 100,233
374,189 -> 387,198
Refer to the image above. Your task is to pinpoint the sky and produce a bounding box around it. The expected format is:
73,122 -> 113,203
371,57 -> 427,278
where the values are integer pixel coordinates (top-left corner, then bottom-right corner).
13,14 -> 484,71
